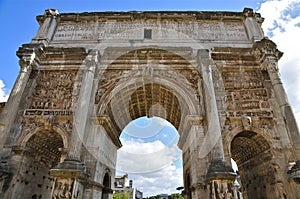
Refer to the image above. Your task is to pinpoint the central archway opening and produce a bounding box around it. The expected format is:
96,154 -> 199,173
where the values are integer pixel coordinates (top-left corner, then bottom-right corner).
115,116 -> 183,198
99,47 -> 202,199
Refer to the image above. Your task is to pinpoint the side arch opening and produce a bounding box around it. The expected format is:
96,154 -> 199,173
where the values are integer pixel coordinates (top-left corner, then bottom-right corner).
230,130 -> 272,199
15,130 -> 64,199
102,172 -> 111,199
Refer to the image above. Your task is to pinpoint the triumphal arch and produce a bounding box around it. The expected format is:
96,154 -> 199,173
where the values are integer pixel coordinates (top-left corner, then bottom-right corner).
1,8 -> 300,199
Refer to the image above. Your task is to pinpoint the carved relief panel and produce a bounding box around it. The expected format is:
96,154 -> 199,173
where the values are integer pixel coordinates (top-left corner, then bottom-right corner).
221,70 -> 272,118
25,70 -> 82,116
52,178 -> 75,199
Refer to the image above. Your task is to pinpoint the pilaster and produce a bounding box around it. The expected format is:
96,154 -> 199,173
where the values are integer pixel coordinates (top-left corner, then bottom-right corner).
243,8 -> 265,41
32,9 -> 59,45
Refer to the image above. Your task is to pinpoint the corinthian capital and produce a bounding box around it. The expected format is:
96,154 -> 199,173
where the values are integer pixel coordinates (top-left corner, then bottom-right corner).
261,62 -> 278,72
253,38 -> 283,61
83,50 -> 100,71
17,44 -> 45,71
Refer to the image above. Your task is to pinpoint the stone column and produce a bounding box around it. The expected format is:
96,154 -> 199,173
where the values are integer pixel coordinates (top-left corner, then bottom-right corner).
200,50 -> 236,197
0,44 -> 43,149
266,62 -> 300,158
254,38 -> 300,183
67,52 -> 97,161
51,52 -> 98,198
32,9 -> 59,44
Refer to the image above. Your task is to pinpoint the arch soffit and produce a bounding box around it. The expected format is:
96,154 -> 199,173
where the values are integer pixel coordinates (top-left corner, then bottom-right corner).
223,125 -> 273,157
96,47 -> 203,123
19,125 -> 69,149
96,47 -> 204,115
98,75 -> 200,116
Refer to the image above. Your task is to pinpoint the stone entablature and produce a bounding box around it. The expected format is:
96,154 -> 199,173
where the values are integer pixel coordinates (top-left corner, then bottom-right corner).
34,9 -> 263,43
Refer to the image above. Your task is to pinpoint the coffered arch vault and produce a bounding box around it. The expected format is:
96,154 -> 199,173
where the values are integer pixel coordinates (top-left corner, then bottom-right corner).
96,48 -> 203,134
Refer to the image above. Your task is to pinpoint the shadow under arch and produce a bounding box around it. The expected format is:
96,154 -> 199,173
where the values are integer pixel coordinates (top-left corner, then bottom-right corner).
102,171 -> 112,199
228,128 -> 274,199
223,125 -> 273,159
19,125 -> 69,150
11,127 -> 66,199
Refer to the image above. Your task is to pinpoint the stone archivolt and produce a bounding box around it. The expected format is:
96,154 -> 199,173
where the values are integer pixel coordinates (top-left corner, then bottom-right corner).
231,131 -> 270,166
96,48 -> 202,133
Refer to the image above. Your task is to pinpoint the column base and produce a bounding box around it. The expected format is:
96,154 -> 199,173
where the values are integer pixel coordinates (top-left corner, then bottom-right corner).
206,160 -> 237,199
288,160 -> 300,184
54,159 -> 86,171
206,159 -> 236,181
50,160 -> 88,199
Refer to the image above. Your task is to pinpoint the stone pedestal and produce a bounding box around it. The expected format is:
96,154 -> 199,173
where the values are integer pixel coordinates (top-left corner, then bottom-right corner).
50,160 -> 87,199
207,160 -> 236,199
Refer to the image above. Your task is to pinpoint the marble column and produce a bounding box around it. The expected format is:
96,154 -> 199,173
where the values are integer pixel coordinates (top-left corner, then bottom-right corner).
57,52 -> 98,167
254,38 -> 300,184
200,50 -> 236,197
266,62 -> 300,160
51,52 -> 98,199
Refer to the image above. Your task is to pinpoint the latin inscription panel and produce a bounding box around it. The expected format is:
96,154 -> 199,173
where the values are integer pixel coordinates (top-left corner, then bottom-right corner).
53,21 -> 248,41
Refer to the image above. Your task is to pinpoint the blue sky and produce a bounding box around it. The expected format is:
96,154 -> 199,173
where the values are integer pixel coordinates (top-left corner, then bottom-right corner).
1,0 -> 300,197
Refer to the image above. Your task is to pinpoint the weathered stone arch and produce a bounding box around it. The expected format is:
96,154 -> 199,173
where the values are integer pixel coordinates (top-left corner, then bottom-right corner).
19,125 -> 68,150
223,125 -> 273,161
228,129 -> 276,198
25,129 -> 64,167
96,48 -> 203,135
101,170 -> 112,199
99,79 -> 200,130
4,128 -> 65,199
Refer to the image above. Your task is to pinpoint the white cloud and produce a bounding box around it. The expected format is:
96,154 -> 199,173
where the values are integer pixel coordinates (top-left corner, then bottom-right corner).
117,139 -> 182,173
0,80 -> 9,102
258,0 -> 300,125
116,139 -> 183,196
129,164 -> 183,197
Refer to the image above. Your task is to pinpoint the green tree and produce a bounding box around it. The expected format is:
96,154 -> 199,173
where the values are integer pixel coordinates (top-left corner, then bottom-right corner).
168,193 -> 184,199
113,191 -> 129,199
113,192 -> 121,199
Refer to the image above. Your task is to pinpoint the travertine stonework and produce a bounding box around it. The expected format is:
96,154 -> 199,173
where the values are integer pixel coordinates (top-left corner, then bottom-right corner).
0,8 -> 300,199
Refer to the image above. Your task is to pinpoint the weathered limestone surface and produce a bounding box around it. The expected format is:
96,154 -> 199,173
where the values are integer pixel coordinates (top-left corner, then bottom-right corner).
0,8 -> 300,199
